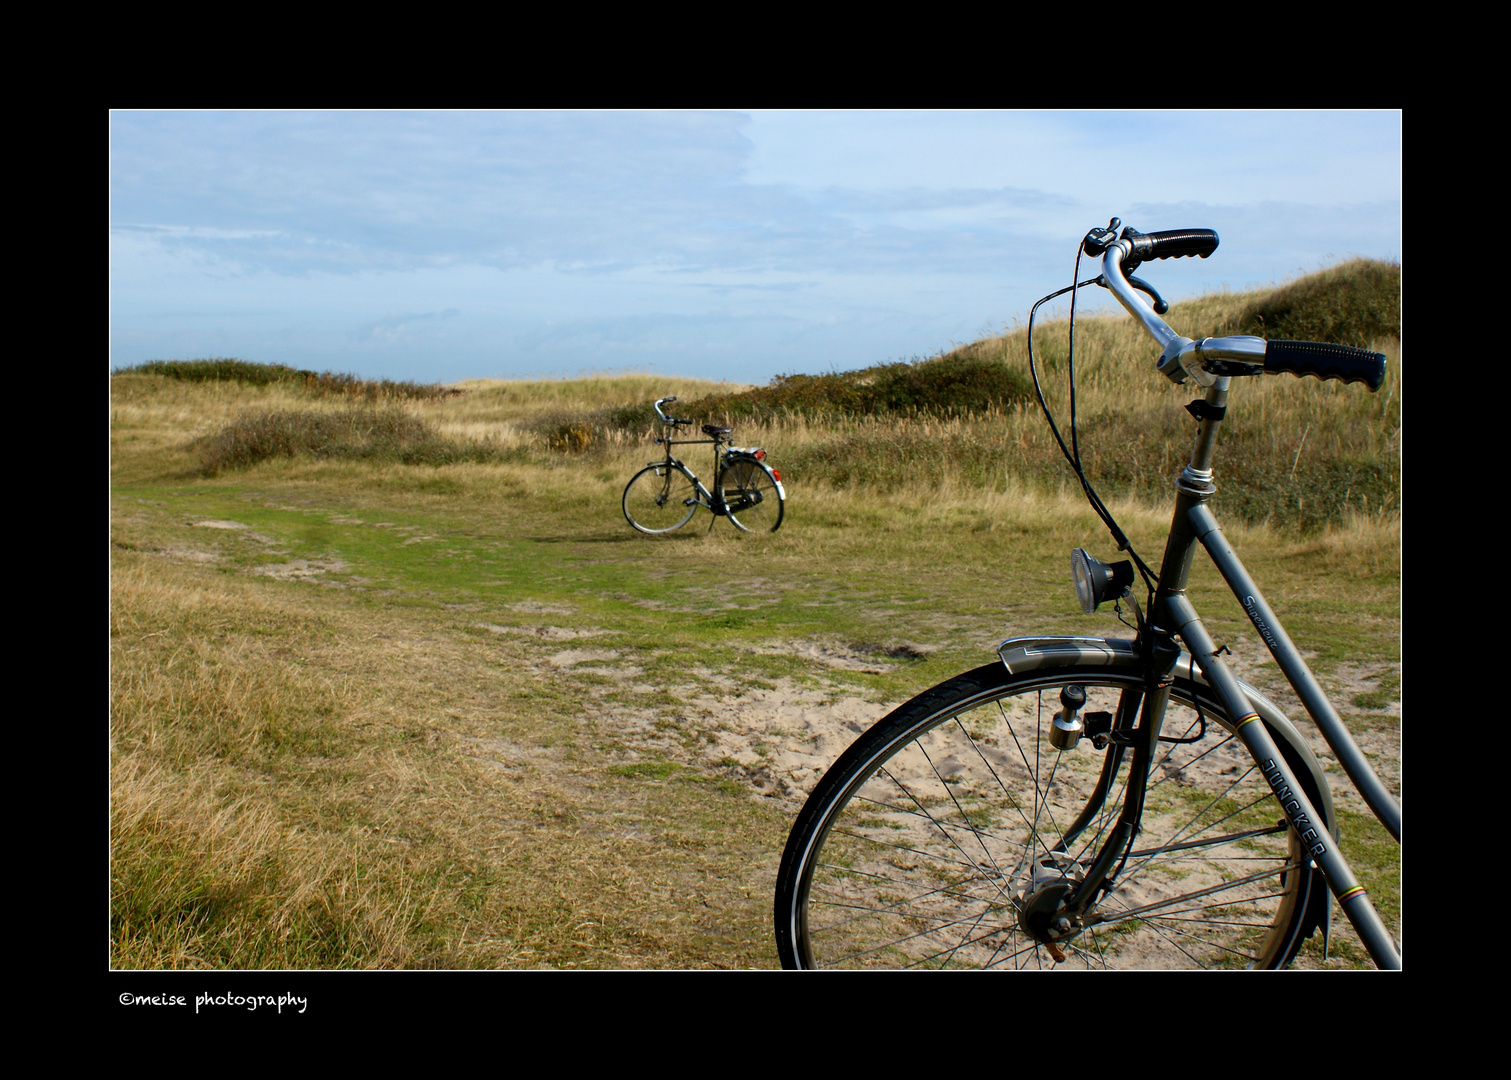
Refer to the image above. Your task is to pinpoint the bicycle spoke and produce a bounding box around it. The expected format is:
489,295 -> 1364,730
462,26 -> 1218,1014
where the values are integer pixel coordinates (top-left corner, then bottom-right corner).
1116,770 -> 1269,892
916,739 -> 1011,885
998,698 -> 1063,863
1090,862 -> 1302,925
1147,731 -> 1237,794
808,872 -> 1011,929
877,766 -> 1014,905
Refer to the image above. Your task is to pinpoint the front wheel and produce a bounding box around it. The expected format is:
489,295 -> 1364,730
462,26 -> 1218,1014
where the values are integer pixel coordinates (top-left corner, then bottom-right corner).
623,464 -> 698,534
722,458 -> 784,533
774,662 -> 1327,969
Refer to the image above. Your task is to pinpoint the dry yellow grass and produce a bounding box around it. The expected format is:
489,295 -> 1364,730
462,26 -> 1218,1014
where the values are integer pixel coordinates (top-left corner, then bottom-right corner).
110,543 -> 790,969
111,268 -> 1399,969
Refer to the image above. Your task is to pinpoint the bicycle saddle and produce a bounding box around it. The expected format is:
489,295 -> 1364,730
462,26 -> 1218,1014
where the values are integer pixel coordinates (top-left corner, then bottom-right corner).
702,424 -> 731,437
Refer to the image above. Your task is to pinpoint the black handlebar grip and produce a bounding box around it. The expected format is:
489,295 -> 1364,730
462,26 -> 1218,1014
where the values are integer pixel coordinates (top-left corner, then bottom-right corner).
1140,229 -> 1220,260
1264,341 -> 1386,391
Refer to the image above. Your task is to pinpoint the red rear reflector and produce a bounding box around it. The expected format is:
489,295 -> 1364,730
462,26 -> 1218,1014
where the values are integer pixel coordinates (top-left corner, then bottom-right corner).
755,449 -> 766,460
772,470 -> 781,482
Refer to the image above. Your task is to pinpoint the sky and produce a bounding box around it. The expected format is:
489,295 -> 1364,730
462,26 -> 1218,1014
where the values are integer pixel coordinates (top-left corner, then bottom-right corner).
109,111 -> 1401,385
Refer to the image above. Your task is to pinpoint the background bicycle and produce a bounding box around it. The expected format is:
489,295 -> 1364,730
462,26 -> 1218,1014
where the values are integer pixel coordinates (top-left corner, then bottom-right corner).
773,220 -> 1401,970
622,397 -> 785,534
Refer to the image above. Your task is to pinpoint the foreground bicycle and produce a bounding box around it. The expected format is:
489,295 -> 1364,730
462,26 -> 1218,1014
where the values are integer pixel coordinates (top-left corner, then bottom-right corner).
622,398 -> 785,534
774,220 -> 1401,969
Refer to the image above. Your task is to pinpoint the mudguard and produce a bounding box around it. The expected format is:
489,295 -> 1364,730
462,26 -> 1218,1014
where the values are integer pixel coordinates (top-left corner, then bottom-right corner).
724,450 -> 785,501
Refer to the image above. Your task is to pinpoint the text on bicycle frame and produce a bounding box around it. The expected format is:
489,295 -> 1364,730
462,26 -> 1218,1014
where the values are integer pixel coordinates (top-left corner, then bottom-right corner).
1260,757 -> 1328,857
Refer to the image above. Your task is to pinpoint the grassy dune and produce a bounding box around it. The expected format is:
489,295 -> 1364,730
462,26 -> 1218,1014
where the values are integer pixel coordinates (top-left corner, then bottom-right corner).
110,262 -> 1400,969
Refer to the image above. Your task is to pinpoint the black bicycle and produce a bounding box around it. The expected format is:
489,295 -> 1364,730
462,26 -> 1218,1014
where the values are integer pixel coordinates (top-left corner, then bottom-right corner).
622,398 -> 785,535
773,219 -> 1400,969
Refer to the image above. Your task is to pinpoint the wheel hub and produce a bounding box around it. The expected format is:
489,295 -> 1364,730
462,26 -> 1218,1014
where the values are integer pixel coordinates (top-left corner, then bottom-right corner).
1016,853 -> 1086,951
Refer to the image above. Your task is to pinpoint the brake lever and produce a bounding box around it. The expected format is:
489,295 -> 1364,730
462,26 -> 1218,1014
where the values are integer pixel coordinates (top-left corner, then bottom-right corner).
1096,273 -> 1169,315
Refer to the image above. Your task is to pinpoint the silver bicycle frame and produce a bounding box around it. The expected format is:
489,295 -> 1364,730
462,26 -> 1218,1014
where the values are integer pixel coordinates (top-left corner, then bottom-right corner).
1074,239 -> 1402,968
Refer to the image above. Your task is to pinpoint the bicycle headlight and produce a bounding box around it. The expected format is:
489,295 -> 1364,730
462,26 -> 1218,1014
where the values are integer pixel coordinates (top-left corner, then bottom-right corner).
1071,549 -> 1134,614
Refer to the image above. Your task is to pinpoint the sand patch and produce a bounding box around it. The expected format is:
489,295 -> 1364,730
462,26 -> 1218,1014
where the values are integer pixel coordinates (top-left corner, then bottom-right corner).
188,520 -> 278,545
753,638 -> 937,674
1330,662 -> 1402,717
548,649 -> 622,668
476,624 -> 608,642
248,558 -> 347,581
577,677 -> 898,806
191,519 -> 248,530
453,733 -> 564,776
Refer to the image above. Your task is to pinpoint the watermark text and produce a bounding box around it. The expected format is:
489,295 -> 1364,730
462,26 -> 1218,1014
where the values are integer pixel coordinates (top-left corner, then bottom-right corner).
118,992 -> 308,1014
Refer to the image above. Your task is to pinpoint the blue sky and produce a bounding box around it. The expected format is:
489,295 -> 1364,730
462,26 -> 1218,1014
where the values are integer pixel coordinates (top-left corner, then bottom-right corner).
109,111 -> 1401,385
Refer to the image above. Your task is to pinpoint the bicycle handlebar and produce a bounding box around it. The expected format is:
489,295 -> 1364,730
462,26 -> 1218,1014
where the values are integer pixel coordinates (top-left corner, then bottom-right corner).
653,397 -> 690,425
1124,227 -> 1220,265
1096,224 -> 1386,392
1261,340 -> 1386,389
1099,239 -> 1182,354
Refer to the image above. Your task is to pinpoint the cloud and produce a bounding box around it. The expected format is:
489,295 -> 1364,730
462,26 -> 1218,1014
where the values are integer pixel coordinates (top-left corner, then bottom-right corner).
355,308 -> 462,344
109,112 -> 1119,279
111,111 -> 757,274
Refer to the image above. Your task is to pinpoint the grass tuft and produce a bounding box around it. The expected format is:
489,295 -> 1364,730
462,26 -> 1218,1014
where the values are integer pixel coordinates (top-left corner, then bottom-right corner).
195,408 -> 512,475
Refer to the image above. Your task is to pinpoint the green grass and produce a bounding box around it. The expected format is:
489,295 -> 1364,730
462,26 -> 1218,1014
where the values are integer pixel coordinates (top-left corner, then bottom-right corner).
1352,671 -> 1401,711
608,762 -> 685,780
1218,258 -> 1400,346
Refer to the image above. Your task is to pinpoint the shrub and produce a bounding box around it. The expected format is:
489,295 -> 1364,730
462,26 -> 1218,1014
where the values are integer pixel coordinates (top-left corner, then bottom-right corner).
609,354 -> 1034,430
197,408 -> 486,474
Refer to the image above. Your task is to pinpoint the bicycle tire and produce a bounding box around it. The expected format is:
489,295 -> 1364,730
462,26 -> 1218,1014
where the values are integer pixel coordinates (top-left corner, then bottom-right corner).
722,459 -> 784,534
623,464 -> 698,534
774,661 -> 1327,969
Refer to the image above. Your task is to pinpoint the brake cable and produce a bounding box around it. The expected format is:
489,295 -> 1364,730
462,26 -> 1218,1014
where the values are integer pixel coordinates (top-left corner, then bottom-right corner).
1026,240 -> 1159,599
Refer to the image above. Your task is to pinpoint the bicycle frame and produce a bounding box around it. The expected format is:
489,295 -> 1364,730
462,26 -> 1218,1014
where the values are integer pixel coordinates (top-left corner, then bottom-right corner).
1017,239 -> 1402,969
651,431 -> 733,516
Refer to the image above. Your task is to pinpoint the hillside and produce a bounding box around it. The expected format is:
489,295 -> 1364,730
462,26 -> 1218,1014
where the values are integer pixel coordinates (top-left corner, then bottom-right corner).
661,256 -> 1399,426
117,259 -> 1400,535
